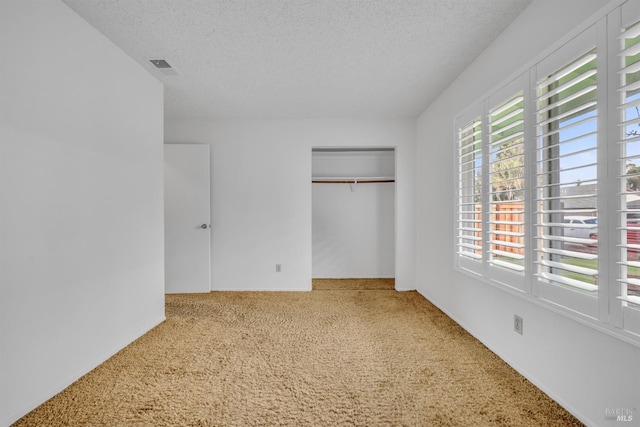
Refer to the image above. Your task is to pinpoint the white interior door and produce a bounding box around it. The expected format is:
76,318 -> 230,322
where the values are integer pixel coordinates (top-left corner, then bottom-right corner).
164,144 -> 211,293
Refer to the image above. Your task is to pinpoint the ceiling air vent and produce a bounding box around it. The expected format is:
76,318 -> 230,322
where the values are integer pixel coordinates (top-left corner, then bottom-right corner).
148,58 -> 180,77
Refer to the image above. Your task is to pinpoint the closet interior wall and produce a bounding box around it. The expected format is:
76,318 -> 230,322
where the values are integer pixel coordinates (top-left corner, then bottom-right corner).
312,148 -> 396,279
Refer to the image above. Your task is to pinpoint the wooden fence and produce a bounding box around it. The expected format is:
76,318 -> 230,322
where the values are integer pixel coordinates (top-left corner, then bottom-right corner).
475,203 -> 524,256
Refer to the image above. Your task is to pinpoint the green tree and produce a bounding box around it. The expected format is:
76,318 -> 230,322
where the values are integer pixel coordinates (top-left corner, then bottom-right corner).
491,138 -> 524,201
627,163 -> 640,191
474,172 -> 482,203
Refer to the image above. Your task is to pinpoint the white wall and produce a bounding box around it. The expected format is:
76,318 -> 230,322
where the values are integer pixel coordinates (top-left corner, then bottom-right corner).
164,119 -> 415,291
416,0 -> 639,426
0,2 -> 165,426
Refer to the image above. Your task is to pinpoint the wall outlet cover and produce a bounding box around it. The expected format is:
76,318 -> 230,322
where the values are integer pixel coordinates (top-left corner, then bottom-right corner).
514,315 -> 523,335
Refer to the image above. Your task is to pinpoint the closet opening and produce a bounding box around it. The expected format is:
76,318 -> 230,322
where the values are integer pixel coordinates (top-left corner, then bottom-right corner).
311,147 -> 396,291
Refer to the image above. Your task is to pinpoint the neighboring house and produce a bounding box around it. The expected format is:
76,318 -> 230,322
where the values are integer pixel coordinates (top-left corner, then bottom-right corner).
559,183 -> 597,214
626,192 -> 640,219
560,185 -> 640,217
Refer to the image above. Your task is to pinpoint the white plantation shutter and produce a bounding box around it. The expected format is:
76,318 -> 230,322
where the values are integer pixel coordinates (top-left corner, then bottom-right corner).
488,93 -> 525,273
535,47 -> 599,295
456,116 -> 483,271
618,18 -> 640,317
452,5 -> 640,343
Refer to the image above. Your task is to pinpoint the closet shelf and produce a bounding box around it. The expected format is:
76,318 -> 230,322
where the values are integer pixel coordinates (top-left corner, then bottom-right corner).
311,176 -> 395,184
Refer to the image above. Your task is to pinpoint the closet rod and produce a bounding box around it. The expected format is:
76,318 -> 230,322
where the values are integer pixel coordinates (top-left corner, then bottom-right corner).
311,179 -> 395,184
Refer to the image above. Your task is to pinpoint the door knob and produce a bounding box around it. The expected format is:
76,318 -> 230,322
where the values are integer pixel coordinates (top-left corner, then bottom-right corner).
201,224 -> 210,229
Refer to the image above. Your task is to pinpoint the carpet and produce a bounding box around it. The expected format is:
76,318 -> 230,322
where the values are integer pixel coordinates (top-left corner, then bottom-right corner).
312,278 -> 395,290
13,290 -> 582,426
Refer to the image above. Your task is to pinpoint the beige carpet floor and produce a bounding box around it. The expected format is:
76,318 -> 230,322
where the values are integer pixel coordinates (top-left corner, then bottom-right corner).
313,278 -> 395,290
14,288 -> 582,426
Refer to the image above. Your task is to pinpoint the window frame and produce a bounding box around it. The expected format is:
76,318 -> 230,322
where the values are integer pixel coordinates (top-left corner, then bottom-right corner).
532,23 -> 604,320
486,75 -> 530,292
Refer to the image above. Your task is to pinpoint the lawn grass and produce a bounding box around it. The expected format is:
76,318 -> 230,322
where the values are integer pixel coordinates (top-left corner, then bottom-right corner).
495,248 -> 640,287
560,257 -> 597,285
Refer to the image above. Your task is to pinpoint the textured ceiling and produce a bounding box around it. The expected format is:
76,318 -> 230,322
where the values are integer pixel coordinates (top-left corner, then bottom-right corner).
61,0 -> 532,119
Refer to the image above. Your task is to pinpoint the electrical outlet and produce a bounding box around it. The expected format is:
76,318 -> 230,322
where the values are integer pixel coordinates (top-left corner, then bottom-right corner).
514,315 -> 523,335
276,264 -> 281,273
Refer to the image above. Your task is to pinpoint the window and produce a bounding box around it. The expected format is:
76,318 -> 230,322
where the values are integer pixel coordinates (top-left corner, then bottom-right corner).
535,40 -> 599,316
618,13 -> 640,335
488,92 -> 526,274
454,3 -> 640,344
456,114 -> 483,273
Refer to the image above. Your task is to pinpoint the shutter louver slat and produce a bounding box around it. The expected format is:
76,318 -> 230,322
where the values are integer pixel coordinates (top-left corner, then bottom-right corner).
620,95 -> 640,111
488,240 -> 524,249
537,260 -> 598,276
537,101 -> 597,127
538,85 -> 597,115
535,161 -> 598,178
491,130 -> 524,148
620,41 -> 640,58
619,20 -> 640,40
538,53 -> 597,88
620,78 -> 640,94
538,178 -> 597,189
538,115 -> 596,139
539,246 -> 598,261
493,259 -> 525,272
617,134 -> 640,145
621,115 -> 640,128
537,272 -> 598,292
620,60 -> 640,76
